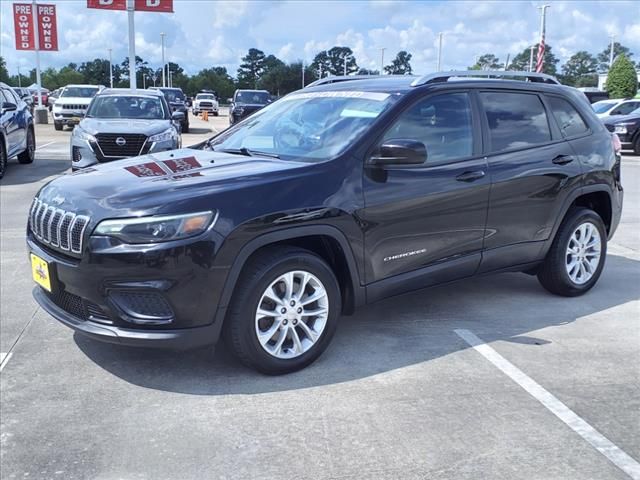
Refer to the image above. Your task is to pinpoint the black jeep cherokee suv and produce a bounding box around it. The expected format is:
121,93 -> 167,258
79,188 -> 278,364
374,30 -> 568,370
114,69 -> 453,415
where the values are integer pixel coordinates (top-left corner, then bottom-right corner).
27,71 -> 623,374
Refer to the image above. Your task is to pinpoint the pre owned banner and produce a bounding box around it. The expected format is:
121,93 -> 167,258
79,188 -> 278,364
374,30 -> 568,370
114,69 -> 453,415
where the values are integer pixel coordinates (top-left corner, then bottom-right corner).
36,4 -> 58,51
87,0 -> 173,12
13,3 -> 36,50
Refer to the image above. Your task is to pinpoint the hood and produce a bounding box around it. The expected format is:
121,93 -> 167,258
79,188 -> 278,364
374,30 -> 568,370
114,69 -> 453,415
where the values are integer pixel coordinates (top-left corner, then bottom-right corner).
79,118 -> 172,135
35,148 -> 309,220
55,97 -> 93,105
603,113 -> 640,125
236,102 -> 267,108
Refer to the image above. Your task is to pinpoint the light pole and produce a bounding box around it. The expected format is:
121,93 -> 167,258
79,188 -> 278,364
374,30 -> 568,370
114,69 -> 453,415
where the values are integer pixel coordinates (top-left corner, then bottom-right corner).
380,47 -> 386,74
529,45 -> 535,72
126,0 -> 136,89
108,48 -> 113,88
17,65 -> 22,87
609,34 -> 616,70
301,62 -> 305,88
437,32 -> 443,71
169,70 -> 173,88
160,32 -> 166,87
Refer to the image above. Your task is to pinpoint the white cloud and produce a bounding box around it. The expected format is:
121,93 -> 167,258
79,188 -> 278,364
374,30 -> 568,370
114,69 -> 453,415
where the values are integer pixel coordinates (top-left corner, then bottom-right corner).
212,1 -> 248,29
277,43 -> 295,62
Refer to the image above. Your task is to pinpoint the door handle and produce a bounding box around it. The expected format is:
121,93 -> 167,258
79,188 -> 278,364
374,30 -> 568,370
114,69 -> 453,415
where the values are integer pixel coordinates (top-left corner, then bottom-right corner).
456,170 -> 486,182
552,154 -> 574,165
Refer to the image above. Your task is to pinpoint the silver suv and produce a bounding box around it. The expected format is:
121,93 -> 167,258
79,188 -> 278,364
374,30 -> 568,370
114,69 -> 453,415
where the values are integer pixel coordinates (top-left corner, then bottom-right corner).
70,88 -> 183,170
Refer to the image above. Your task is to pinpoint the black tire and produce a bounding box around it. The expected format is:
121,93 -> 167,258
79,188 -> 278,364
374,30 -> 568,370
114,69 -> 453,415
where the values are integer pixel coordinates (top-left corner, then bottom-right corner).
54,122 -> 63,131
224,246 -> 342,375
537,208 -> 607,297
633,136 -> 640,156
0,138 -> 7,180
17,127 -> 35,164
182,122 -> 189,134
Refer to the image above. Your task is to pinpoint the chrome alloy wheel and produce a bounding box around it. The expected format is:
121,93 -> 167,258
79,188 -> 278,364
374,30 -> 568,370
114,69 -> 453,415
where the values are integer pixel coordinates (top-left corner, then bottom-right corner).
255,270 -> 329,359
565,222 -> 602,285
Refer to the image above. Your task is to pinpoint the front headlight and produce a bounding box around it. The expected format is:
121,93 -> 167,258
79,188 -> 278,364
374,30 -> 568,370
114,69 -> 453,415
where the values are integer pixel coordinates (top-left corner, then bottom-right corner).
74,126 -> 96,143
613,124 -> 632,134
149,128 -> 178,143
93,211 -> 216,244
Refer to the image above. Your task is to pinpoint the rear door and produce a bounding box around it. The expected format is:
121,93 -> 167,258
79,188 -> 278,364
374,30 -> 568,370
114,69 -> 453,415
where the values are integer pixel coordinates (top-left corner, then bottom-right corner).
361,91 -> 490,284
478,90 -> 583,273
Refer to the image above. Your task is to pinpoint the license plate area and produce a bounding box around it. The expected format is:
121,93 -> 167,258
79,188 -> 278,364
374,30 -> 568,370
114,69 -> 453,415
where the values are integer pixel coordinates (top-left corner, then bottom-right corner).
30,253 -> 54,292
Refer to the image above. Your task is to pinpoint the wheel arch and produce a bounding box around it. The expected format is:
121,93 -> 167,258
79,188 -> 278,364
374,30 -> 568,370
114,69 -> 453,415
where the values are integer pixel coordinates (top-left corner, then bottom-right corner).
213,225 -> 365,326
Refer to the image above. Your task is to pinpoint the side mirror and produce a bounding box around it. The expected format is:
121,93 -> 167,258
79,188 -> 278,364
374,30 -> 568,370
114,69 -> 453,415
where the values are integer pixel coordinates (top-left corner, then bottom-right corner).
171,111 -> 185,121
369,139 -> 427,167
227,98 -> 233,104
1,102 -> 17,113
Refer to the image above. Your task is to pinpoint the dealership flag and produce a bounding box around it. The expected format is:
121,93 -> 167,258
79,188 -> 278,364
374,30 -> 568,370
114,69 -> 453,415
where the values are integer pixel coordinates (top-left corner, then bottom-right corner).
87,0 -> 173,12
13,3 -> 36,50
36,4 -> 58,51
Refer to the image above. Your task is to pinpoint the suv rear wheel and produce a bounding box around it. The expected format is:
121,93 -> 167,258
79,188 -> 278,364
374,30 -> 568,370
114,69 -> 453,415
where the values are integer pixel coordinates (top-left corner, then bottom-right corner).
17,128 -> 35,164
225,246 -> 341,375
0,138 -> 7,179
537,208 -> 607,296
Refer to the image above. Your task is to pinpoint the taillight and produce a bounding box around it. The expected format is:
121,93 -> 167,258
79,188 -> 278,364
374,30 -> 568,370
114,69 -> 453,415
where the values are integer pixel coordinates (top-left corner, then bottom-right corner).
611,133 -> 622,154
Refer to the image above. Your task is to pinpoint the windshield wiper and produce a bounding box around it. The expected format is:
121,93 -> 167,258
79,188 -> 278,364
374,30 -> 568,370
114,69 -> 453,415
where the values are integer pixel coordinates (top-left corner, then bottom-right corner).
216,147 -> 280,159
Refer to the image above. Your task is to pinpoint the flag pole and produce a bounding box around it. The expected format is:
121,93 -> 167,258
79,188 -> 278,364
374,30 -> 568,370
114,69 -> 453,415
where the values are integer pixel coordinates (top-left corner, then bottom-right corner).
127,0 -> 137,89
536,4 -> 550,73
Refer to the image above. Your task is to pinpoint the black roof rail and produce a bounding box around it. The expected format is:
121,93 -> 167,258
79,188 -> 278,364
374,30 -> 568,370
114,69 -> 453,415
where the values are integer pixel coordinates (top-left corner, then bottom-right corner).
305,75 -> 387,88
410,70 -> 561,87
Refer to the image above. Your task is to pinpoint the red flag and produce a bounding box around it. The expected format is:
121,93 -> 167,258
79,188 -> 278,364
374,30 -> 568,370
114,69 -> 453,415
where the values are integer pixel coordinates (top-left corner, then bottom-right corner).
13,3 -> 36,50
135,0 -> 173,12
36,4 -> 58,51
87,0 -> 126,10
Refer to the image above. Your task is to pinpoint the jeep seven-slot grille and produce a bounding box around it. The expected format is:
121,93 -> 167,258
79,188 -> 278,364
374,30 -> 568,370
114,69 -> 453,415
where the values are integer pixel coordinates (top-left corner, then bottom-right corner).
29,199 -> 89,254
61,104 -> 87,110
95,133 -> 147,158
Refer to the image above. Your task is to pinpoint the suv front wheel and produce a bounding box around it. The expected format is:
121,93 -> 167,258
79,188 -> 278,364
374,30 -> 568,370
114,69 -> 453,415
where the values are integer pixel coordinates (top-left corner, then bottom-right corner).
225,246 -> 341,375
537,208 -> 607,296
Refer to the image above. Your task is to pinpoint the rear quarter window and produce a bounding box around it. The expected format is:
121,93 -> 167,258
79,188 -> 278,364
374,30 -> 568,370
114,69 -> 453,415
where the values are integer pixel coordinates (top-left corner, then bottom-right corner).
546,96 -> 589,138
480,92 -> 551,152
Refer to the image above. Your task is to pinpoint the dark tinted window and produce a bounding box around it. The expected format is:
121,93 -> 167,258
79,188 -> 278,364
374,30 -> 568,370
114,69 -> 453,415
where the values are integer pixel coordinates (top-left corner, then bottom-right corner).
547,96 -> 589,137
382,93 -> 473,162
614,101 -> 640,115
481,92 -> 551,152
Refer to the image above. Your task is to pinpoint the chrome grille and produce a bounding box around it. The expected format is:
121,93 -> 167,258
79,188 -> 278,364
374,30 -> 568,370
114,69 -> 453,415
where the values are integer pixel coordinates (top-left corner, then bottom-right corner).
61,104 -> 88,110
95,133 -> 147,158
29,199 -> 89,254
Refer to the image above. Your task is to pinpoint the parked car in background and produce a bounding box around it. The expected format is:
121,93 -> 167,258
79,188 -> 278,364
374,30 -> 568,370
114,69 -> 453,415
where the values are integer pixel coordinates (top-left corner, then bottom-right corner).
577,87 -> 609,104
70,88 -> 183,170
53,85 -> 103,130
26,71 -> 622,374
592,98 -> 640,119
31,88 -> 49,107
228,89 -> 271,124
191,92 -> 219,117
12,87 -> 35,115
148,87 -> 189,133
0,82 -> 35,179
47,88 -> 62,111
604,107 -> 640,154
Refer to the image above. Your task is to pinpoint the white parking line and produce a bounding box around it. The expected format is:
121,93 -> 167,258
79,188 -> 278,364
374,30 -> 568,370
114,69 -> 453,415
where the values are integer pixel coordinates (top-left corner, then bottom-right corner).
36,141 -> 56,150
454,329 -> 640,480
0,352 -> 13,372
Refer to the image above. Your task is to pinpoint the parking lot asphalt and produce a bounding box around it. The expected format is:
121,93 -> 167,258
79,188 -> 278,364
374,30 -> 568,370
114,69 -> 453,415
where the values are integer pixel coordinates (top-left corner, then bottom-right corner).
1,116 -> 639,479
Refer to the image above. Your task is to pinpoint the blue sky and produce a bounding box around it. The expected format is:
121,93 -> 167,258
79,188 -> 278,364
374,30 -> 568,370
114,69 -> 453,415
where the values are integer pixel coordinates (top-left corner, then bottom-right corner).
1,0 -> 639,76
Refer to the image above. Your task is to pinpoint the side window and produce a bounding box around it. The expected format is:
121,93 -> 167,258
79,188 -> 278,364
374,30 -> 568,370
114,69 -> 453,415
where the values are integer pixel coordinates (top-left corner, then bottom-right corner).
382,93 -> 473,162
546,96 -> 589,138
0,89 -> 9,105
617,102 -> 640,115
480,92 -> 551,152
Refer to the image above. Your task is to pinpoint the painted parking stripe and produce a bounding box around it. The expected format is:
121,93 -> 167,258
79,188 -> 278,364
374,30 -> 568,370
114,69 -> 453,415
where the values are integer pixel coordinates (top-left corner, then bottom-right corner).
0,352 -> 13,372
454,329 -> 640,480
36,141 -> 56,150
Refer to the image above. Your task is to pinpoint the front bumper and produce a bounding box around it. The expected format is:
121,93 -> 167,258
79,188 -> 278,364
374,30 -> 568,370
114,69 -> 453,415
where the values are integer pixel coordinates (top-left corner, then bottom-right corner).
53,111 -> 85,126
27,231 -> 227,349
70,135 -> 179,169
193,105 -> 218,113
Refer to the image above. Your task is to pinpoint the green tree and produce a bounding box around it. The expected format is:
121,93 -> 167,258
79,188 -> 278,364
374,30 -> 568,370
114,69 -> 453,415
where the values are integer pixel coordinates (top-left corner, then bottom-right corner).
311,47 -> 358,76
79,58 -> 112,87
310,50 -> 331,78
507,44 -> 559,75
187,67 -> 235,100
237,48 -> 266,88
119,56 -> 148,85
0,56 -> 9,83
597,42 -> 634,73
468,53 -> 503,70
384,51 -> 412,75
357,68 -> 380,75
260,61 -> 309,96
605,54 -> 638,98
561,51 -> 598,86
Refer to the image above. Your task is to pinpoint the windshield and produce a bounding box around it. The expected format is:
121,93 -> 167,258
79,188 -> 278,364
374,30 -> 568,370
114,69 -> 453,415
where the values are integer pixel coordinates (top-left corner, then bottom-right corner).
197,94 -> 215,100
160,89 -> 185,102
592,101 -> 617,114
61,87 -> 99,98
236,91 -> 270,104
86,95 -> 167,119
631,107 -> 640,116
209,91 -> 397,161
